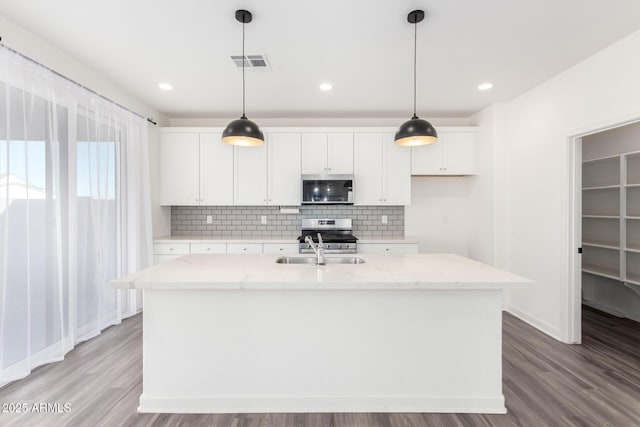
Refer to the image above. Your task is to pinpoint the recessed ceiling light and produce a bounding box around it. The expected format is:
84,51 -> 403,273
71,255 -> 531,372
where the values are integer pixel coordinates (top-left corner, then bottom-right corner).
319,83 -> 333,91
158,82 -> 173,91
478,82 -> 493,91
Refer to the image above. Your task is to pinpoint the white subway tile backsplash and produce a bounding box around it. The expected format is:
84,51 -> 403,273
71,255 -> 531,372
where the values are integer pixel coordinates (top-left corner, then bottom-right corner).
170,205 -> 404,238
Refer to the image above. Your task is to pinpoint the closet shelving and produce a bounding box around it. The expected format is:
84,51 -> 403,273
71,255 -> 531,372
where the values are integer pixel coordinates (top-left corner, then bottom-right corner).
582,156 -> 621,280
583,152 -> 640,286
624,152 -> 640,285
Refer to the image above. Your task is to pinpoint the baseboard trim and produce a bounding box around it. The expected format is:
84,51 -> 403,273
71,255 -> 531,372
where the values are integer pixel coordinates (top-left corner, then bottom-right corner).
504,305 -> 563,342
582,300 -> 640,323
138,394 -> 506,414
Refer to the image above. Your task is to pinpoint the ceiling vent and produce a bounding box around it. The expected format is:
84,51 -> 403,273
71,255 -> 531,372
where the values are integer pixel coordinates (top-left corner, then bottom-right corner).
231,54 -> 270,69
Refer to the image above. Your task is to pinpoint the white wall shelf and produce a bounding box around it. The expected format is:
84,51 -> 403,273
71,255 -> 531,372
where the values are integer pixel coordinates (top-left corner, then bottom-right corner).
582,185 -> 620,191
583,268 -> 621,281
626,252 -> 640,283
582,155 -> 620,188
581,150 -> 640,295
626,152 -> 640,185
583,242 -> 620,250
627,186 -> 640,217
583,187 -> 620,216
582,217 -> 620,247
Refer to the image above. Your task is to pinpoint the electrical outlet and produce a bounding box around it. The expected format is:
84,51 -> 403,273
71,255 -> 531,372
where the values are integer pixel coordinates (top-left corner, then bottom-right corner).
261,215 -> 267,225
206,215 -> 213,224
381,215 -> 388,224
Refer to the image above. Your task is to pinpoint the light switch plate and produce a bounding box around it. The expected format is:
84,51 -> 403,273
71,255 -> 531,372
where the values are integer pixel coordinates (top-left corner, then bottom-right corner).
206,215 -> 213,224
381,215 -> 388,224
261,215 -> 267,225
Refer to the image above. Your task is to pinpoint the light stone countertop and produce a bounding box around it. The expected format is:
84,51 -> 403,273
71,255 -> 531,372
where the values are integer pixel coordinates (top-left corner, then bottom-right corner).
153,236 -> 418,244
111,253 -> 532,290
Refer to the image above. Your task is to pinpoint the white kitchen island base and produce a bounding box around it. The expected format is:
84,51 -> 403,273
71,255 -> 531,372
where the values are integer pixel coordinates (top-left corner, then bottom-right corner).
111,253 -> 531,414
139,288 -> 504,414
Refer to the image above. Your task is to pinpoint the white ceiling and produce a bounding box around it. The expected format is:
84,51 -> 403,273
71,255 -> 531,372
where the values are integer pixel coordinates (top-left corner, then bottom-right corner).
1,0 -> 640,119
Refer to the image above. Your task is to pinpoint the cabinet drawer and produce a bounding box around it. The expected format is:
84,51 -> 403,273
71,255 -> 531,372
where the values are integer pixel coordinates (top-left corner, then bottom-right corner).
190,243 -> 227,254
263,243 -> 299,254
153,243 -> 190,255
357,243 -> 418,254
226,243 -> 263,254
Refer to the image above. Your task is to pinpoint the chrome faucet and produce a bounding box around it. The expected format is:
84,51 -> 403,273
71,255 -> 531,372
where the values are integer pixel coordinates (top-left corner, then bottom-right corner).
305,233 -> 326,265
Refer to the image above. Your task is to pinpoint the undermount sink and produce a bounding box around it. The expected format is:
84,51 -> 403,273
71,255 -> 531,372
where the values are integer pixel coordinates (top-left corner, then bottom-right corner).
276,256 -> 366,265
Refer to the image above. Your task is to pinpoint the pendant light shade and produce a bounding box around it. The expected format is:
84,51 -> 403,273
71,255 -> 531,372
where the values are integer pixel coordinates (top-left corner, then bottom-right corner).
394,117 -> 438,147
222,117 -> 264,147
222,9 -> 264,146
394,10 -> 438,147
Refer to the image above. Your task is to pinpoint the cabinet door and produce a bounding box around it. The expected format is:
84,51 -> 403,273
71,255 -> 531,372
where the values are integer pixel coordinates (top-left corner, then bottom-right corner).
226,243 -> 263,254
268,133 -> 302,205
199,133 -> 234,205
160,133 -> 200,205
357,243 -> 418,254
382,133 -> 411,205
354,133 -> 383,205
234,144 -> 268,205
263,243 -> 299,254
411,140 -> 443,175
327,133 -> 354,174
442,132 -> 475,175
301,133 -> 328,174
190,243 -> 227,254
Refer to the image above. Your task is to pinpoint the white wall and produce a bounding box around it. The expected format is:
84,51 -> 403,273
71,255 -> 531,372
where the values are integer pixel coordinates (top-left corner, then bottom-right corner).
480,28 -> 640,341
0,13 -> 170,238
406,176 -> 474,255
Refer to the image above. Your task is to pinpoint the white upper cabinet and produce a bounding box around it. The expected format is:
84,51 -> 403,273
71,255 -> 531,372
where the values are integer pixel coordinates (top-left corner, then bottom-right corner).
234,142 -> 268,205
161,132 -> 200,205
199,133 -> 234,205
354,133 -> 411,205
160,132 -> 234,206
382,133 -> 412,205
411,129 -> 477,175
268,133 -> 302,205
301,133 -> 353,174
235,132 -> 302,205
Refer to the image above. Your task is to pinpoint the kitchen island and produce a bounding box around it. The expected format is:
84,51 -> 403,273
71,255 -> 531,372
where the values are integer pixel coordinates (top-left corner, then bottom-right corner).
110,253 -> 532,414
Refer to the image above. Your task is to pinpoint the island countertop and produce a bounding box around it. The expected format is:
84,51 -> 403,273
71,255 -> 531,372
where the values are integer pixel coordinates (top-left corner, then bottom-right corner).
110,253 -> 532,290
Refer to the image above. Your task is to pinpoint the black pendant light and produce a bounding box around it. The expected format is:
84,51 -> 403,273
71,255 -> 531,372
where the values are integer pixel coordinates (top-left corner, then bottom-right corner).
394,10 -> 438,147
222,9 -> 264,146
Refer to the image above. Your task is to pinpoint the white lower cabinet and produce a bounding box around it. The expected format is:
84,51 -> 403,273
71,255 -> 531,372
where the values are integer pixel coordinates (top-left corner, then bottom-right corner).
153,243 -> 190,264
226,243 -> 263,254
357,243 -> 418,254
263,243 -> 299,254
190,243 -> 227,254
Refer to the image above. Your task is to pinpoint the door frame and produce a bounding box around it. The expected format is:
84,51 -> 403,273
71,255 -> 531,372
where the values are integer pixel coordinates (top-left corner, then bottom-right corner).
567,115 -> 640,343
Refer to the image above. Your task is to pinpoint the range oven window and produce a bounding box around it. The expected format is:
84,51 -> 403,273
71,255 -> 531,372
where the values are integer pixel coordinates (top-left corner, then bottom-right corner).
302,176 -> 353,204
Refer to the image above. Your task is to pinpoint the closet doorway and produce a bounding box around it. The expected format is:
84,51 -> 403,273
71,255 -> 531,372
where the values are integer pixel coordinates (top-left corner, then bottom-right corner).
569,121 -> 640,343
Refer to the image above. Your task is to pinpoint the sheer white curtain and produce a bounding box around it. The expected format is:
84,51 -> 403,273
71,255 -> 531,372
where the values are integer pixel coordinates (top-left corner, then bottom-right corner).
0,45 -> 152,386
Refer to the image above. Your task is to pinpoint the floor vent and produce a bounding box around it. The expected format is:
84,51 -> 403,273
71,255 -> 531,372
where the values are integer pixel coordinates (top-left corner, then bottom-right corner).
231,55 -> 270,69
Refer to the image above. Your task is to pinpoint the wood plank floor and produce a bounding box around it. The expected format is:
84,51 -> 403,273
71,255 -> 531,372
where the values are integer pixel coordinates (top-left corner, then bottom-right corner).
1,306 -> 638,427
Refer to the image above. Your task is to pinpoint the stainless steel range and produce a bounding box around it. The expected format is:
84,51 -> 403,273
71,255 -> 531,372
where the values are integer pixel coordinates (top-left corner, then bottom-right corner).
298,219 -> 358,254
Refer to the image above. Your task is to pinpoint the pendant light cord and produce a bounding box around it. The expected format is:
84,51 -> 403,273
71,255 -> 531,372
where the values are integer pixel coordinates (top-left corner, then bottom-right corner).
412,19 -> 417,119
241,18 -> 246,119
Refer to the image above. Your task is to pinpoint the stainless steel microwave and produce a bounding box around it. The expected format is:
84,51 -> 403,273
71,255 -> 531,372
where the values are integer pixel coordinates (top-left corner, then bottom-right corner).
301,175 -> 354,205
